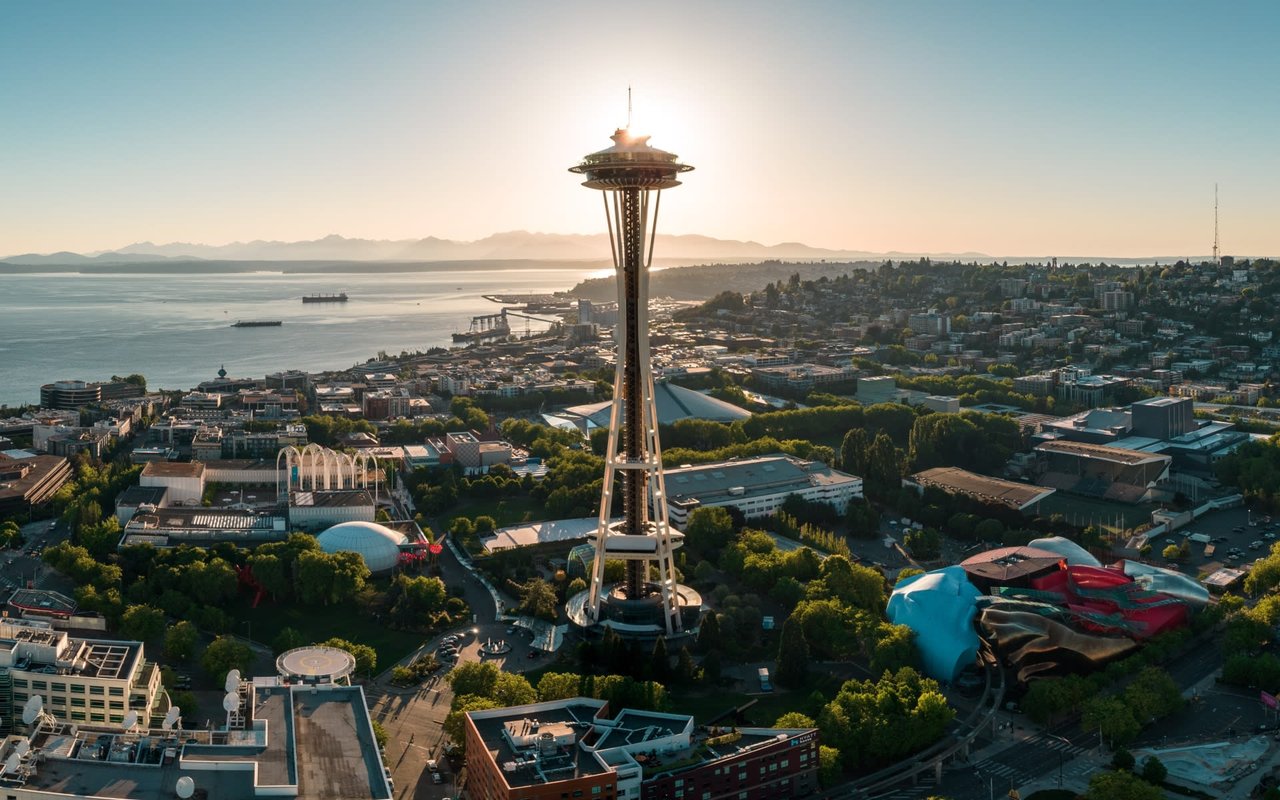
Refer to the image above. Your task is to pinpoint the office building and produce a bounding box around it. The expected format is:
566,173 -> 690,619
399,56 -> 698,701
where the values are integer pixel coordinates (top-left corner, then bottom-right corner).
0,452 -> 72,516
0,618 -> 165,729
0,664 -> 390,799
465,698 -> 819,800
665,455 -> 863,527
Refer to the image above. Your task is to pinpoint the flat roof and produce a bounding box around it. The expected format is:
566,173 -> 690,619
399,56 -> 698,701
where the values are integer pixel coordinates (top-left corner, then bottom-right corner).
15,682 -> 390,799
126,508 -> 282,532
910,466 -> 1055,511
1035,440 -> 1171,466
1135,396 -> 1190,408
470,701 -> 609,788
289,490 -> 374,508
140,461 -> 205,478
115,485 -> 168,507
665,455 -> 859,505
481,517 -> 607,553
7,588 -> 76,616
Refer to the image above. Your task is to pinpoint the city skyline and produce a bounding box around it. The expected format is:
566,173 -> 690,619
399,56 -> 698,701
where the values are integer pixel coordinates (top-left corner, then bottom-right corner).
4,0 -> 1280,258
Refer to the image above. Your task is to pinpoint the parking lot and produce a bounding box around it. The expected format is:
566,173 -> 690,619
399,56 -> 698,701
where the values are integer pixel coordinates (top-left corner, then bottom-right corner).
1150,506 -> 1277,576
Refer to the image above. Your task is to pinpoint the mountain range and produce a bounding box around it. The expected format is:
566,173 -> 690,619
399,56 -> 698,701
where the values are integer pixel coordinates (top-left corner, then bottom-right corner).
2,231 -> 988,265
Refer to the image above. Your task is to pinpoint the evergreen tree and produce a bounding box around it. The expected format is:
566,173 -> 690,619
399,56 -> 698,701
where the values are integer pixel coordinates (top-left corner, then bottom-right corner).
775,617 -> 810,687
839,427 -> 870,475
697,612 -> 721,654
676,647 -> 698,684
649,636 -> 670,682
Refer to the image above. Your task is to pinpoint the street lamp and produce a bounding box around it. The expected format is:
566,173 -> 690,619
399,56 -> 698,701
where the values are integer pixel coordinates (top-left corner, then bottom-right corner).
1044,733 -> 1073,788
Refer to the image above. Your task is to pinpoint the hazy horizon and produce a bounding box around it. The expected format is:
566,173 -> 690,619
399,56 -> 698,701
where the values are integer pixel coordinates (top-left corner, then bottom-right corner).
4,1 -> 1279,257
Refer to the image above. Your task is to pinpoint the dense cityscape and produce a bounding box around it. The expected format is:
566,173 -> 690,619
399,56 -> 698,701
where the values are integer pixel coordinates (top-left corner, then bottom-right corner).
7,3 -> 1280,800
5,248 -> 1280,799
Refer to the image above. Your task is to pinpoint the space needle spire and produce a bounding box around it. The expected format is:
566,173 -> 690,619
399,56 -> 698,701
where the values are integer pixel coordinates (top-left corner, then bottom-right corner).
566,120 -> 701,639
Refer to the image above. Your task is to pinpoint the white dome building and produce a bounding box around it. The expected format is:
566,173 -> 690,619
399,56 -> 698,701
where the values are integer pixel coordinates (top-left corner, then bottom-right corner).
316,521 -> 407,574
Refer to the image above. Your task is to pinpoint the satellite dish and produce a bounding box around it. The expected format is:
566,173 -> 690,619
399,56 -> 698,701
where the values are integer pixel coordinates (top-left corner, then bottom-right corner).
175,776 -> 196,799
222,692 -> 239,713
21,696 -> 43,726
14,740 -> 30,757
224,669 -> 241,693
3,753 -> 19,775
123,710 -> 139,730
163,706 -> 181,730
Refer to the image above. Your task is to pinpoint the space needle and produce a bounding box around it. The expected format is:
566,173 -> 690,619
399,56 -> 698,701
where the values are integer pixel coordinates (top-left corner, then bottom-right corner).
565,123 -> 702,640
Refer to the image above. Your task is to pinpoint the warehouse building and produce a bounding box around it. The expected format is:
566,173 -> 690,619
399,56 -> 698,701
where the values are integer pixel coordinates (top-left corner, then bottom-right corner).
665,455 -> 862,527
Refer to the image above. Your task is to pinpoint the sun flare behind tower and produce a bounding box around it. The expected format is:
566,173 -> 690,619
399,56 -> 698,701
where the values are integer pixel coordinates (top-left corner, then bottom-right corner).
565,127 -> 702,640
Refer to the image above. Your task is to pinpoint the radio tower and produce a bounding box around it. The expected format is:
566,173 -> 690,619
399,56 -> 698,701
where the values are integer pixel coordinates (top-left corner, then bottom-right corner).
1212,183 -> 1220,265
565,122 -> 701,639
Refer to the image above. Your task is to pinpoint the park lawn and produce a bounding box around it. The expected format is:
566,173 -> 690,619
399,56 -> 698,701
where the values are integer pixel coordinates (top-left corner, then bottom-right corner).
227,591 -> 424,674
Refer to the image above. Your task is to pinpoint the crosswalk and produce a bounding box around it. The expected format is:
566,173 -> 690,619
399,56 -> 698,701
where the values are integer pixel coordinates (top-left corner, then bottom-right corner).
970,732 -> 1093,786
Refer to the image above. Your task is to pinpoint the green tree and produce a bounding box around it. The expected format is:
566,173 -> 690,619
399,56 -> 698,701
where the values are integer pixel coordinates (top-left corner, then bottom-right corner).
904,528 -> 942,560
807,555 -> 886,610
319,637 -> 377,676
442,695 -> 500,752
1083,695 -> 1140,747
200,635 -> 253,685
974,518 -> 1005,542
818,744 -> 842,787
248,552 -> 290,599
537,672 -> 582,702
839,427 -> 870,476
492,672 -> 537,706
448,662 -> 501,698
775,712 -> 816,728
163,620 -> 199,662
120,604 -> 166,642
685,506 -> 736,553
697,612 -> 721,653
273,627 -> 307,656
1112,748 -> 1135,770
1084,770 -> 1162,800
870,624 -> 917,674
1140,755 -> 1167,784
649,636 -> 670,682
517,578 -> 559,621
775,617 -> 810,687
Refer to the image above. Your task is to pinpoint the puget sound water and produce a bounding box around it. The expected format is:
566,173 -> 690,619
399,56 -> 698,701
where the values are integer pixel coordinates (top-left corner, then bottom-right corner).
0,264 -> 598,408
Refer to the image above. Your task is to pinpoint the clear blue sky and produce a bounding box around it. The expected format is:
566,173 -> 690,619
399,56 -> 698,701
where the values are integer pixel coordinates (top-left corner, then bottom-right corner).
2,0 -> 1278,258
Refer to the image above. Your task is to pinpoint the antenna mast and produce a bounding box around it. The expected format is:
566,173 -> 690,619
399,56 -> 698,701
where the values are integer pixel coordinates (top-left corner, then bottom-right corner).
1213,183 -> 1220,264
627,85 -> 632,130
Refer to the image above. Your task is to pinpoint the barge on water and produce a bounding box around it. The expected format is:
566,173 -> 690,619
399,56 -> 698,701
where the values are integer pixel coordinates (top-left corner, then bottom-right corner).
232,320 -> 283,327
302,293 -> 348,303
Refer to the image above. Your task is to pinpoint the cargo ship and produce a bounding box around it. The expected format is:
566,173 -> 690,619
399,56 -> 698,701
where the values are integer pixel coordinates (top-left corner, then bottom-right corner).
302,293 -> 348,303
232,320 -> 283,327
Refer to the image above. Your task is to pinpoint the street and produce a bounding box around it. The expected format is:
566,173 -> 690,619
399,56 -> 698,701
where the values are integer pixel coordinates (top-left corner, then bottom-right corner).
365,533 -> 548,799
